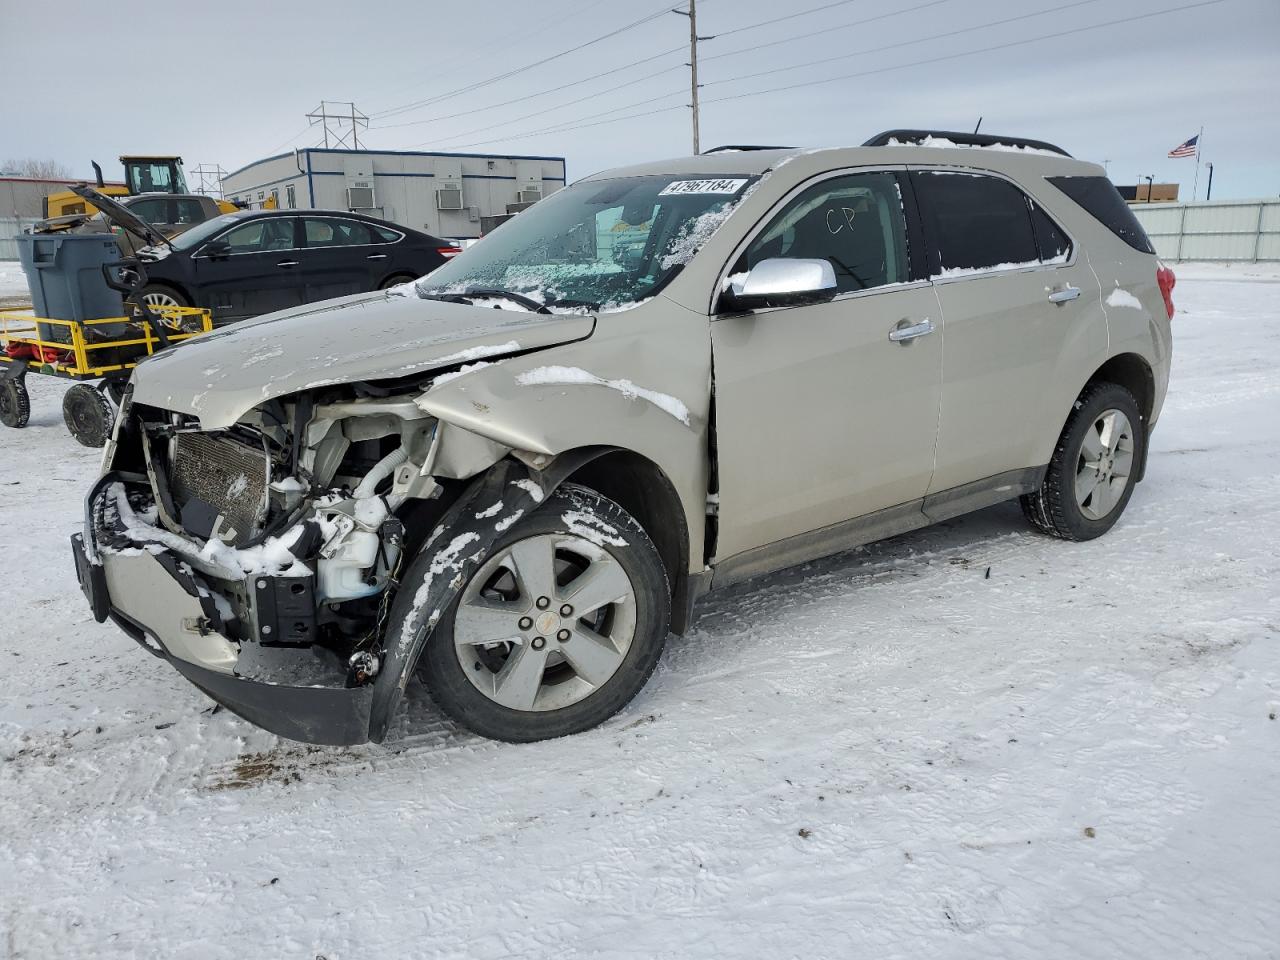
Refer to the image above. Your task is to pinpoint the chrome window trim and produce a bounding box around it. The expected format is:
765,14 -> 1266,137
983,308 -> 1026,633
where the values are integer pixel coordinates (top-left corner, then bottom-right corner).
708,164 -> 913,317
192,214 -> 401,259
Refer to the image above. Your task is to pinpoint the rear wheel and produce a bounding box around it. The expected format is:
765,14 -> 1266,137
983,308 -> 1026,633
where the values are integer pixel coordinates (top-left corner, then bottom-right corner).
418,484 -> 671,742
1021,382 -> 1144,541
140,284 -> 188,310
0,379 -> 30,429
62,383 -> 114,447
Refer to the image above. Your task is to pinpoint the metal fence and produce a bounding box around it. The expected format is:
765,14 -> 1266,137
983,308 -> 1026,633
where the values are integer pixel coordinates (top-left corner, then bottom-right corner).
1131,199 -> 1280,262
0,217 -> 36,260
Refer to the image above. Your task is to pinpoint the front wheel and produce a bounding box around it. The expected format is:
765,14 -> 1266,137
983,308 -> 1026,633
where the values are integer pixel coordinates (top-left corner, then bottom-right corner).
1021,382 -> 1144,541
416,484 -> 671,742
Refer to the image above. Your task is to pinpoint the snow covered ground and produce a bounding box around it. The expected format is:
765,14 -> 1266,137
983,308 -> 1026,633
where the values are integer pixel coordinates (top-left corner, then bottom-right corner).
0,262 -> 31,309
2,265 -> 1278,959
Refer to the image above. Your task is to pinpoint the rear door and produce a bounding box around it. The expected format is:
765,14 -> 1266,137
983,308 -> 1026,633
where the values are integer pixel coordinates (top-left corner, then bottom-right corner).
298,216 -> 380,302
910,169 -> 1106,496
710,168 -> 944,559
192,216 -> 303,321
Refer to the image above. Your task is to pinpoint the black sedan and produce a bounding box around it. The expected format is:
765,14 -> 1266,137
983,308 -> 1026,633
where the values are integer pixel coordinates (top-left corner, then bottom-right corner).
76,188 -> 459,324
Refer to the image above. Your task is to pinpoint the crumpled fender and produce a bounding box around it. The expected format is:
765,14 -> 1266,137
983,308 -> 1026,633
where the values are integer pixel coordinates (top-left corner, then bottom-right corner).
367,451 -> 614,742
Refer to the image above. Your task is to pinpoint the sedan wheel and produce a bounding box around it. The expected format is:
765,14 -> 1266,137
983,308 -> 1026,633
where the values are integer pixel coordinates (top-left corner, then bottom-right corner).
1074,409 -> 1135,520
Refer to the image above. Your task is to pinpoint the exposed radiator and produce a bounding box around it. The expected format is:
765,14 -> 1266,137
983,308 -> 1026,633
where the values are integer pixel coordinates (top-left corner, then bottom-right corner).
169,432 -> 270,545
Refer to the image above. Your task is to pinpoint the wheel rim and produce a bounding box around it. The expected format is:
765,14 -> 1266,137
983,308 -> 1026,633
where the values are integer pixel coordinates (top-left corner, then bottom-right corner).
1074,408 -> 1135,520
143,291 -> 179,309
67,391 -> 105,437
452,533 -> 637,712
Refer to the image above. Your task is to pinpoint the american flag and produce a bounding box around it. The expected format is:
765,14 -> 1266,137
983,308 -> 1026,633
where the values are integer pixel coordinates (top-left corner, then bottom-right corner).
1168,135 -> 1199,158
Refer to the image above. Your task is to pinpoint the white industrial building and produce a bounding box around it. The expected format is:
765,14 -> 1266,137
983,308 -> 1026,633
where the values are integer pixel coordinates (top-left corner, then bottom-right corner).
219,148 -> 567,239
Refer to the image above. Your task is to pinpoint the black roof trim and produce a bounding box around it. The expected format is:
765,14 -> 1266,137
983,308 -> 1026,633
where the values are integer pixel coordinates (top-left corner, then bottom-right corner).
862,129 -> 1072,158
701,144 -> 795,154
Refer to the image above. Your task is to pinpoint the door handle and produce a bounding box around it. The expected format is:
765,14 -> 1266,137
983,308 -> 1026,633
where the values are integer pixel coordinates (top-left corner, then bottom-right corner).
276,260 -> 299,268
366,253 -> 388,260
888,318 -> 935,343
1047,285 -> 1081,304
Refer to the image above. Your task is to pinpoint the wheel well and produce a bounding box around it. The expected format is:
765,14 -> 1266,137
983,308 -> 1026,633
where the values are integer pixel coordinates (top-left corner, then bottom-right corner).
1086,353 -> 1154,424
563,450 -> 694,634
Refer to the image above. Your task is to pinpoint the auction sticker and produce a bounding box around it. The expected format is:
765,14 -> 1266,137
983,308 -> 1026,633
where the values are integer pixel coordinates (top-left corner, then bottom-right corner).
659,178 -> 749,196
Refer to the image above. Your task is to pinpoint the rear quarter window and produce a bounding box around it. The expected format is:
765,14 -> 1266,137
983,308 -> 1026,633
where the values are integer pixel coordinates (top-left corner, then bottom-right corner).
1046,176 -> 1155,254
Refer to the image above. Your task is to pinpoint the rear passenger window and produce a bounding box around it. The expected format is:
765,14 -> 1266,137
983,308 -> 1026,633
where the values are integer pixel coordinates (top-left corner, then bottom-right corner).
911,171 -> 1038,275
303,218 -> 374,247
739,171 -> 909,294
1030,202 -> 1071,262
1047,175 -> 1156,254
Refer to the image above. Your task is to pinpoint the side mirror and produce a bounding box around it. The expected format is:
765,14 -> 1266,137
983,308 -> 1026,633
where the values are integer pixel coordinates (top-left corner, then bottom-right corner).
202,240 -> 231,259
719,258 -> 838,311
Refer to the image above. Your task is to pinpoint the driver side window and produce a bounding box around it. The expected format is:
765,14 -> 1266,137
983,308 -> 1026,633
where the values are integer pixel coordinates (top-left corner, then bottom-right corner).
741,172 -> 909,294
218,218 -> 296,254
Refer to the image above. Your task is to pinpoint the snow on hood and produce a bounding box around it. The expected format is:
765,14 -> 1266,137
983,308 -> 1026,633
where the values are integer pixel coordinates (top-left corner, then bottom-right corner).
129,290 -> 594,429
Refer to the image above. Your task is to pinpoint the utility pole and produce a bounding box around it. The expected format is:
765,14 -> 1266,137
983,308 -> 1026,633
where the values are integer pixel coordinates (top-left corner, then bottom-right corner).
673,1 -> 707,154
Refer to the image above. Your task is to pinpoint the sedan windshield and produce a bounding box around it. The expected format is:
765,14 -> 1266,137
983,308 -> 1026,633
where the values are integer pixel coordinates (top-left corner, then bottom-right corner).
416,174 -> 759,312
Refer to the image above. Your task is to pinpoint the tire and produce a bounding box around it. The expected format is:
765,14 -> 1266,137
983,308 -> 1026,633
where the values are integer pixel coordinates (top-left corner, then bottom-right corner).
1021,381 -> 1145,541
62,383 -> 115,448
0,379 -> 30,429
140,284 -> 189,310
378,274 -> 417,291
414,484 -> 671,742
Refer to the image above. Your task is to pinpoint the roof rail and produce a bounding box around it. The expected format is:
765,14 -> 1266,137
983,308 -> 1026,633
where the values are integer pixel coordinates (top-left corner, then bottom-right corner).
862,129 -> 1072,157
701,144 -> 795,154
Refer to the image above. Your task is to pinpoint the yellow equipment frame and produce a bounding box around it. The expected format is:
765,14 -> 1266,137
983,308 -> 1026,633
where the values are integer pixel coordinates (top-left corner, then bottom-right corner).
0,306 -> 213,380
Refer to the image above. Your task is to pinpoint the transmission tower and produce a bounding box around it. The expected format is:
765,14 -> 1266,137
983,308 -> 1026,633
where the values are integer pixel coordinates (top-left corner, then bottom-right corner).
306,101 -> 369,149
190,163 -> 228,198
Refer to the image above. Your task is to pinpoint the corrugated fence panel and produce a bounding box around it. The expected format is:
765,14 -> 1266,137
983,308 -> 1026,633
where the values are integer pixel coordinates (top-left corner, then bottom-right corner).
1131,200 -> 1278,261
0,218 -> 33,260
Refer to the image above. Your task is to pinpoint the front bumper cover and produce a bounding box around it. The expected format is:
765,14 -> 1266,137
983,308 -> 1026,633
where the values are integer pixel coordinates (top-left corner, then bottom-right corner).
73,462 -> 546,746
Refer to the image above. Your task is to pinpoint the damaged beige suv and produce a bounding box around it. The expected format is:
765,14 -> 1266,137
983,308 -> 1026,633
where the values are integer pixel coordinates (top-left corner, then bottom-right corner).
73,129 -> 1175,745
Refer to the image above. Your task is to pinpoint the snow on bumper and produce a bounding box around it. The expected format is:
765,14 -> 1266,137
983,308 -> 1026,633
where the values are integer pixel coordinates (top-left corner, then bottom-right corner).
72,474 -> 375,746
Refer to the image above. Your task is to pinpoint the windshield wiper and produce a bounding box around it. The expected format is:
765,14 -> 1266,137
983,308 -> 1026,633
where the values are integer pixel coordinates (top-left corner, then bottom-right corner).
542,296 -> 600,313
460,288 -> 551,314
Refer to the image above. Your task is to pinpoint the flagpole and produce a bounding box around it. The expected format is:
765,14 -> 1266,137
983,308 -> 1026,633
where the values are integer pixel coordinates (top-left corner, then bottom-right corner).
1191,125 -> 1204,201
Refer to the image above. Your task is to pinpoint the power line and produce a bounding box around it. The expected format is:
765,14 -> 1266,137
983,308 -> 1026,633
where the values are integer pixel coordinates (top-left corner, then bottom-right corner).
372,47 -> 687,131
712,0 -> 869,40
702,0 -> 1108,88
432,0 -> 1225,152
406,63 -> 687,147
699,0 -> 953,64
699,0 -> 1226,106
371,2 -> 684,121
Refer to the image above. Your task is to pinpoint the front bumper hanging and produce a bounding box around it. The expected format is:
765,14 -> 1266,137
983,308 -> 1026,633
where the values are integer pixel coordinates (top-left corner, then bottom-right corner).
72,463 -> 544,746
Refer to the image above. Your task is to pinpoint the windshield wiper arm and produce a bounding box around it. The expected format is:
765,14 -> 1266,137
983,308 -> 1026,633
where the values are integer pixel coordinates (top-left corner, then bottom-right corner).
460,288 -> 551,314
541,296 -> 600,313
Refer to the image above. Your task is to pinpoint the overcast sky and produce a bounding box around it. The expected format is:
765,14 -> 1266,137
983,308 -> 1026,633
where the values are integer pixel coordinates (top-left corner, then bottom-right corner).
2,0 -> 1276,199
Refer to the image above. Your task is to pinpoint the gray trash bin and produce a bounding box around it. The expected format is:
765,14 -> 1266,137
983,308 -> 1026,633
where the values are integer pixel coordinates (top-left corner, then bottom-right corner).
15,233 -> 126,343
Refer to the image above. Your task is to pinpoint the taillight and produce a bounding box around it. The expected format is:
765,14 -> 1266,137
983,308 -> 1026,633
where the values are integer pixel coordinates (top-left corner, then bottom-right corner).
1156,262 -> 1176,319
436,245 -> 463,258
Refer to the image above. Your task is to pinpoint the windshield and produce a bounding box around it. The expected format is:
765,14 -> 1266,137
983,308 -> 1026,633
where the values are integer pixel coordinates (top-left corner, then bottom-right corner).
170,214 -> 242,251
416,174 -> 759,311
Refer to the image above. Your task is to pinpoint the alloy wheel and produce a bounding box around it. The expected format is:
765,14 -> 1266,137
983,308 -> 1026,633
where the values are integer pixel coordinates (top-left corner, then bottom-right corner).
1074,408 -> 1135,520
452,533 -> 637,712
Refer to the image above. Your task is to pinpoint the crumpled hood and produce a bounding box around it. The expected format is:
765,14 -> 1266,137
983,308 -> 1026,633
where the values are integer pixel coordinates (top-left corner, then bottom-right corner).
129,291 -> 595,428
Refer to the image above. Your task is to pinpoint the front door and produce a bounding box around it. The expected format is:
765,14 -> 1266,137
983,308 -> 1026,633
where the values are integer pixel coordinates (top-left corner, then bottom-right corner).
710,169 -> 944,560
193,216 -> 303,321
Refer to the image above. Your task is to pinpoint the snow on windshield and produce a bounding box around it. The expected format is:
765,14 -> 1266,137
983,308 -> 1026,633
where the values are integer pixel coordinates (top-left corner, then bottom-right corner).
415,174 -> 759,314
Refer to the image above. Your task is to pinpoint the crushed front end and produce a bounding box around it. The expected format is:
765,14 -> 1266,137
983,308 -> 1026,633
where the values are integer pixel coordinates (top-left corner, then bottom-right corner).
72,383 -> 455,745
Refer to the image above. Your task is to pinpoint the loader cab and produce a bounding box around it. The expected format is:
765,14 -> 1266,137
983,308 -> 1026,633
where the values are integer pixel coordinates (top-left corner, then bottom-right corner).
121,156 -> 188,196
